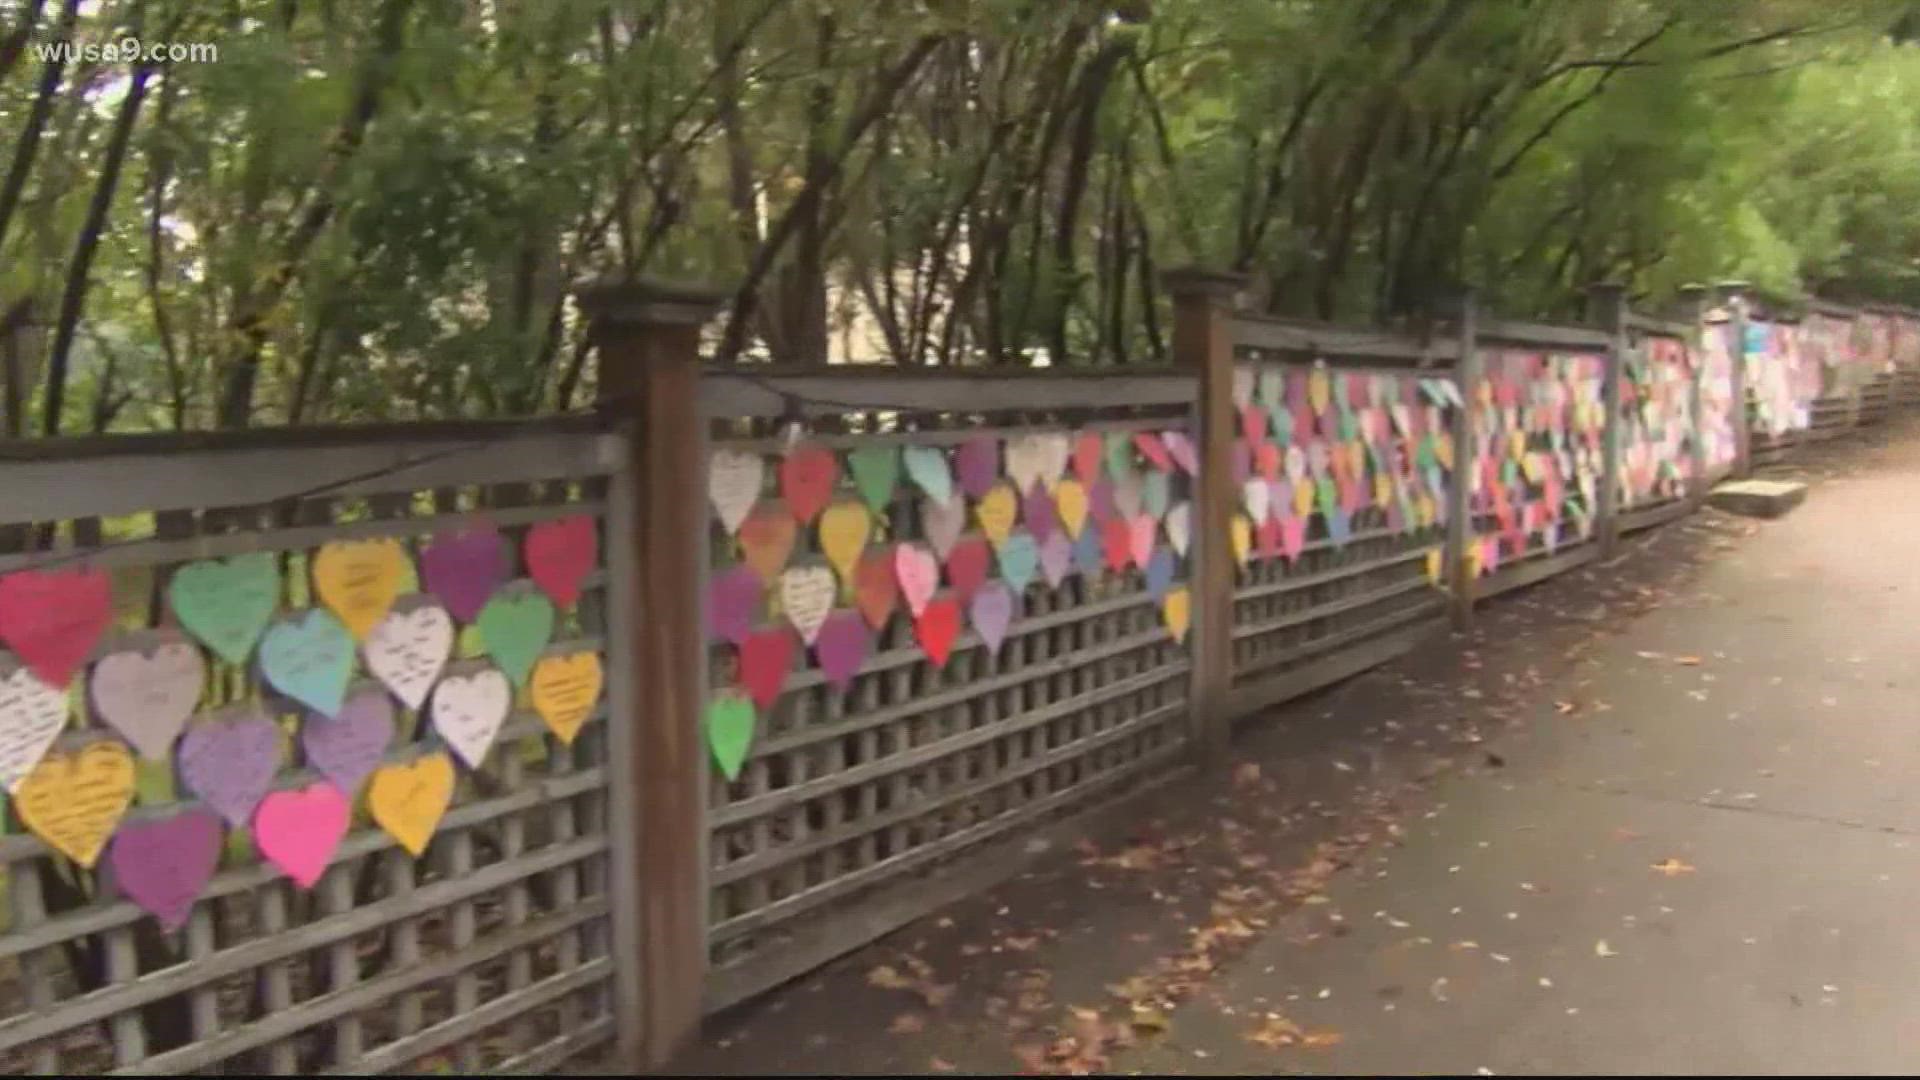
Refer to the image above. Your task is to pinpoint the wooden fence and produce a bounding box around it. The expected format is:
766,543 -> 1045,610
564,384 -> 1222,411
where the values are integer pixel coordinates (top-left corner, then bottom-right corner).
0,276 -> 1915,1074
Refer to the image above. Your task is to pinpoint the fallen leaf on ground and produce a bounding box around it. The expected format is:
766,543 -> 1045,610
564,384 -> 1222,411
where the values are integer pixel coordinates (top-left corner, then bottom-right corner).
1233,762 -> 1262,786
1595,939 -> 1618,957
1674,655 -> 1703,666
1650,858 -> 1696,877
1635,650 -> 1665,660
890,1013 -> 927,1034
868,965 -> 913,990
1129,1005 -> 1171,1034
1610,827 -> 1644,842
1246,1014 -> 1303,1048
1301,1030 -> 1345,1050
1555,700 -> 1578,715
929,1056 -> 956,1072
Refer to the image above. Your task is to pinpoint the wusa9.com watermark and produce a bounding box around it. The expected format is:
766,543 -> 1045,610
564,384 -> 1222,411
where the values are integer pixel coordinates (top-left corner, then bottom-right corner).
33,38 -> 218,64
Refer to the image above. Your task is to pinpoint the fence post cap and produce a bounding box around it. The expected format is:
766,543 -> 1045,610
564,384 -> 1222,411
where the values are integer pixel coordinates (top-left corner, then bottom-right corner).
574,276 -> 730,329
1586,281 -> 1627,296
1160,266 -> 1250,300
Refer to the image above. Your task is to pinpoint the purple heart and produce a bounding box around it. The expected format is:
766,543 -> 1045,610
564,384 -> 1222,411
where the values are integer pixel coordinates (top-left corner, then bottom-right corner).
1021,484 -> 1058,543
969,582 -> 1016,654
421,525 -> 510,624
178,713 -> 281,828
1230,440 -> 1252,486
301,688 -> 394,796
1039,532 -> 1074,589
1088,477 -> 1119,526
1162,431 -> 1199,475
708,565 -> 764,645
813,610 -> 870,693
955,436 -> 1000,500
109,809 -> 222,931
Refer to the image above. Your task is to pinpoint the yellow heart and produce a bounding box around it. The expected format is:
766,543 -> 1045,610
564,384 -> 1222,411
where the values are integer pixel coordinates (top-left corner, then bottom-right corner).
1435,434 -> 1455,470
1230,515 -> 1252,568
313,538 -> 408,640
1308,370 -> 1331,414
1466,544 -> 1484,579
1373,473 -> 1392,509
530,651 -> 604,746
1508,430 -> 1527,462
1417,494 -> 1436,528
817,501 -> 872,585
1054,479 -> 1090,539
1425,549 -> 1443,585
368,752 -> 456,858
976,482 -> 1019,548
17,741 -> 135,868
1292,481 -> 1314,519
1161,587 -> 1192,644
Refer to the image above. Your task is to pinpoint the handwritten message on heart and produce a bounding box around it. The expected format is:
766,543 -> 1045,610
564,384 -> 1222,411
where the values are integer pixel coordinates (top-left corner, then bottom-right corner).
706,693 -> 755,782
819,501 -> 872,585
431,666 -> 512,770
0,567 -> 112,690
420,525 -> 509,624
709,448 -> 766,535
368,752 -> 456,857
477,585 -> 554,688
110,809 -> 221,931
90,634 -> 205,761
17,740 -> 135,869
0,660 -> 69,794
780,443 -> 839,525
312,538 -> 407,641
739,503 -> 798,582
179,711 -> 281,828
363,596 -> 454,710
779,565 -> 837,646
525,514 -> 598,610
260,609 -> 355,718
255,783 -> 350,889
168,552 -> 280,665
302,688 -> 394,796
813,611 -> 869,694
530,651 -> 603,744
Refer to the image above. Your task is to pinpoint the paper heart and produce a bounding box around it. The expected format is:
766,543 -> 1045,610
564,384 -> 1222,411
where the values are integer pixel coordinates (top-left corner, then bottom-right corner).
0,661 -> 69,794
853,548 -> 899,630
1231,516 -> 1252,568
1054,479 -> 1090,539
1161,587 -> 1192,645
168,553 -> 280,666
819,501 -> 872,585
362,596 -> 454,710
708,565 -> 764,646
955,436 -> 1000,500
1426,549 -> 1444,585
1256,516 -> 1283,561
1242,478 -> 1271,524
1230,440 -> 1251,486
916,493 -> 969,562
1280,516 -> 1308,562
17,740 -> 135,869
312,538 -> 408,641
894,544 -> 940,618
1088,476 -> 1119,526
779,565 -> 837,646
1038,532 -> 1074,589
1256,442 -> 1282,481
976,483 -> 1019,548
1165,503 -> 1193,559
1144,549 -> 1177,601
969,582 -> 1016,655
0,567 -> 111,690
110,808 -> 221,931
301,688 -> 393,796
260,609 -> 355,717
1257,368 -> 1286,409
1004,434 -> 1050,495
90,634 -> 203,761
1071,432 -> 1105,484
1100,517 -> 1132,573
847,446 -> 900,512
1128,515 -> 1160,571
996,532 -> 1040,593
1269,479 -> 1293,522
1308,369 -> 1332,413
1232,365 -> 1255,408
739,503 -> 798,582
431,666 -> 512,769
419,525 -> 509,625
524,515 -> 598,610
1239,404 -> 1268,448
1113,471 -> 1145,521
706,693 -> 756,781
1104,431 -> 1137,483
709,448 -> 767,535
1292,477 -> 1315,519
1021,483 -> 1059,544
780,443 -> 840,525
1132,432 -> 1173,472
1035,434 -> 1072,490
368,752 -> 456,857
945,537 -> 992,608
903,445 -> 954,503
739,627 -> 796,711
1285,445 -> 1307,481
530,651 -> 603,745
254,783 -> 350,889
476,586 -> 554,688
1142,471 -> 1171,520
179,711 -> 281,828
813,611 -> 870,694
1161,431 -> 1199,475
914,597 -> 961,669
1074,522 -> 1108,578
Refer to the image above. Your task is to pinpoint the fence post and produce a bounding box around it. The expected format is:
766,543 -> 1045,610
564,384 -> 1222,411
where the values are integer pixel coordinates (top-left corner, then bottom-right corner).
1677,284 -> 1710,500
1163,267 -> 1248,761
1718,281 -> 1753,478
576,277 -> 728,1069
1445,289 -> 1480,630
1587,283 -> 1627,555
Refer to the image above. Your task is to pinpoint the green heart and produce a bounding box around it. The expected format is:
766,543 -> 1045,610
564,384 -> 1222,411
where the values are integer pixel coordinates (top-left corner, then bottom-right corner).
847,446 -> 900,513
168,552 -> 281,665
1316,478 -> 1338,518
1257,369 -> 1285,409
706,693 -> 756,781
476,587 -> 555,688
1142,471 -> 1171,519
1104,432 -> 1136,483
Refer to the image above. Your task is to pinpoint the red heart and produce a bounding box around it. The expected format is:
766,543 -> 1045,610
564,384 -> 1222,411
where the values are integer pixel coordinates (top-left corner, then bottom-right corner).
1239,405 -> 1268,448
914,597 -> 961,669
945,537 -> 991,608
0,568 -> 111,688
1132,432 -> 1173,473
1256,516 -> 1283,561
1072,432 -> 1104,484
1100,517 -> 1132,573
1256,442 -> 1282,481
525,515 -> 598,610
739,627 -> 796,712
780,443 -> 839,525
853,546 -> 898,631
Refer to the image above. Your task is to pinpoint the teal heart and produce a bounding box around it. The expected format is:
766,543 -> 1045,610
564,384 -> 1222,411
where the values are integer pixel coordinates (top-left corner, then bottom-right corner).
1501,459 -> 1519,488
1338,409 -> 1358,442
1333,376 -> 1350,411
169,552 -> 281,665
259,608 -> 355,717
847,446 -> 899,513
903,446 -> 953,503
996,532 -> 1039,593
1104,432 -> 1136,483
1270,405 -> 1293,447
477,587 -> 555,688
1316,478 -> 1338,519
707,693 -> 756,781
1142,471 -> 1171,519
1422,380 -> 1449,407
1415,437 -> 1437,472
1257,369 -> 1285,409
1425,465 -> 1445,499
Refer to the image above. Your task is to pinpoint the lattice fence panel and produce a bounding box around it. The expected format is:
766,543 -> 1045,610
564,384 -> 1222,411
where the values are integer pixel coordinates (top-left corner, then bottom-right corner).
1699,320 -> 1741,476
1471,349 -> 1606,579
1618,330 -> 1697,512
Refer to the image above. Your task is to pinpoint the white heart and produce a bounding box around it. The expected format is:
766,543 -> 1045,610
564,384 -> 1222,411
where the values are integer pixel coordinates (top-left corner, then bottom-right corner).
90,639 -> 204,761
1232,365 -> 1255,409
1004,435 -> 1049,497
1285,446 -> 1307,482
0,664 -> 70,793
1166,502 -> 1193,559
1242,478 -> 1271,524
1034,434 -> 1072,491
431,667 -> 511,770
779,565 -> 837,646
1113,471 -> 1144,520
894,545 -> 940,618
363,599 -> 454,710
708,449 -> 766,535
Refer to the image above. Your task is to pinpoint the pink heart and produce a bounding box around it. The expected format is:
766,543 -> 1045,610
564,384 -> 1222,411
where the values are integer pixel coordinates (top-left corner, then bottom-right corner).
894,544 -> 940,617
1280,517 -> 1307,563
1127,516 -> 1157,571
253,783 -> 350,890
0,568 -> 112,689
1038,532 -> 1074,589
525,515 -> 597,610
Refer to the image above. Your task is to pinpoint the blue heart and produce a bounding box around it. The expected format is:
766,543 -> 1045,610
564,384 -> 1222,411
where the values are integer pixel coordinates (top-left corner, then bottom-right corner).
1145,548 -> 1176,601
259,608 -> 355,717
996,532 -> 1039,593
1328,508 -> 1352,547
1073,525 -> 1105,577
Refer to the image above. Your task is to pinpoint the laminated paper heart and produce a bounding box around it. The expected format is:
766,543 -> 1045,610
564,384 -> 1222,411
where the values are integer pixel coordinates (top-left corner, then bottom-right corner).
847,446 -> 900,513
1231,365 -> 1255,409
301,688 -> 394,796
1268,479 -> 1293,523
920,494 -> 967,561
708,448 -> 766,535
368,752 -> 456,858
1257,368 -> 1285,410
1035,434 -> 1072,490
945,537 -> 992,609
1104,432 -> 1137,484
780,443 -> 840,525
1280,515 -> 1308,563
530,651 -> 603,745
706,693 -> 756,782
779,565 -> 837,646
1088,476 -> 1119,527
1142,471 -> 1171,521
818,501 -> 872,585
168,552 -> 280,666
1112,471 -> 1145,522
259,609 -> 355,718
1004,434 -> 1050,496
903,445 -> 954,503
1229,440 -> 1251,487
1074,523 -> 1107,578
254,782 -> 350,890
1242,478 -> 1270,524
1053,479 -> 1090,539
1239,404 -> 1267,448
420,525 -> 509,624
813,611 -> 869,694
739,503 -> 798,583
0,567 -> 112,690
739,627 -> 796,712
975,483 -> 1019,548
0,661 -> 69,794
996,532 -> 1039,594
524,515 -> 598,610
179,711 -> 281,828
1256,516 -> 1282,561
312,538 -> 408,641
1071,432 -> 1104,484
16,740 -> 135,869
110,808 -> 221,931
955,436 -> 1000,500
1100,517 -> 1132,573
1256,442 -> 1282,482
969,582 -> 1016,655
1165,503 -> 1193,559
1161,431 -> 1199,476
708,565 -> 764,646
476,586 -> 554,689
1021,484 -> 1059,544
1230,515 -> 1252,569
1161,587 -> 1192,645
362,596 -> 454,710
90,634 -> 204,762
1144,548 -> 1177,602
853,548 -> 899,630
893,544 -> 940,619
914,596 -> 961,669
1038,532 -> 1074,589
431,666 -> 512,770
1132,432 -> 1173,473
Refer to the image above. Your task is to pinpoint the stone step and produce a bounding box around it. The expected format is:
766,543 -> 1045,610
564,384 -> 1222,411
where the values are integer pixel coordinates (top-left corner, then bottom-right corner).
1707,479 -> 1807,518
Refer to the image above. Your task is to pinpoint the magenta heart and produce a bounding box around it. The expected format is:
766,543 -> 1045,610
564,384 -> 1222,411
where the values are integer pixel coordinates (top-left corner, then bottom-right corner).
178,713 -> 281,828
420,525 -> 510,624
1229,440 -> 1252,486
813,610 -> 870,693
708,565 -> 764,646
109,809 -> 222,931
955,436 -> 1000,500
1088,477 -> 1119,526
1021,484 -> 1058,544
1162,431 -> 1200,475
254,783 -> 350,890
301,688 -> 394,796
0,567 -> 112,689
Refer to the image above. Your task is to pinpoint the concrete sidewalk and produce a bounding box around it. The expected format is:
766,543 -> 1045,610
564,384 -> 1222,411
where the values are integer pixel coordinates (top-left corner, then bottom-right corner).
668,423 -> 1920,1076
